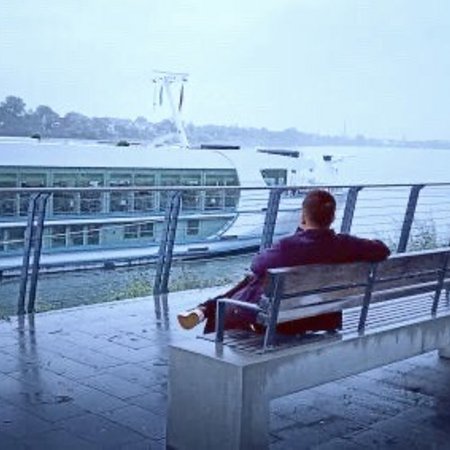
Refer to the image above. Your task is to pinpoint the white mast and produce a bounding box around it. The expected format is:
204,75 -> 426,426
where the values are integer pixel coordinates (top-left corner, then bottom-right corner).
152,70 -> 189,148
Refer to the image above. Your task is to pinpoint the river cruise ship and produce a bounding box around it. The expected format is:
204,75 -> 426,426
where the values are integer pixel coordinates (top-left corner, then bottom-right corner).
0,137 -> 332,261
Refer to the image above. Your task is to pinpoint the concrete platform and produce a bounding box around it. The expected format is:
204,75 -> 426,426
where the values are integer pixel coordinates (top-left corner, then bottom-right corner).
2,287 -> 450,449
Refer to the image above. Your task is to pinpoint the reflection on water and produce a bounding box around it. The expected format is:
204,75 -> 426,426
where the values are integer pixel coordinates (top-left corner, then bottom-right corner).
0,254 -> 253,316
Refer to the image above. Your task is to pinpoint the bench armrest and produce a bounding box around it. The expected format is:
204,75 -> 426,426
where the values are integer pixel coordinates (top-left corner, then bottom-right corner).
215,298 -> 264,343
217,298 -> 263,313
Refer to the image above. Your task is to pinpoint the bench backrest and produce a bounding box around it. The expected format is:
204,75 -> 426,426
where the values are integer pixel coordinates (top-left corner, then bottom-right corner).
263,248 -> 450,331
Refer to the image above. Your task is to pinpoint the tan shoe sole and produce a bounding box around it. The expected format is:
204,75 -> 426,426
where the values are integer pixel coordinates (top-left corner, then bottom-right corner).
177,311 -> 200,330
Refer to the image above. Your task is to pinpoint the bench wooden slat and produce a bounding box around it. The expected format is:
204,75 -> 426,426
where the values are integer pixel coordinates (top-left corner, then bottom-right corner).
376,248 -> 448,277
278,288 -> 364,310
277,279 -> 449,323
267,261 -> 372,295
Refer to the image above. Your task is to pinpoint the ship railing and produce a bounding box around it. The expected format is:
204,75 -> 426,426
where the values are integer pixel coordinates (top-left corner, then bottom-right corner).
0,182 -> 450,315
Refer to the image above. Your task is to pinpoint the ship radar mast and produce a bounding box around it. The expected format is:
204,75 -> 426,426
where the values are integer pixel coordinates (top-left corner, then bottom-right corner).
152,70 -> 189,148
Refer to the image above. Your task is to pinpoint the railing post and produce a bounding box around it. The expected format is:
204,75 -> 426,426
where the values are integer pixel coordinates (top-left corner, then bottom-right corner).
260,188 -> 283,251
17,194 -> 39,315
340,186 -> 362,234
153,293 -> 170,329
397,185 -> 424,253
215,300 -> 226,343
358,263 -> 377,333
27,193 -> 50,313
431,252 -> 449,316
263,275 -> 284,350
153,190 -> 181,295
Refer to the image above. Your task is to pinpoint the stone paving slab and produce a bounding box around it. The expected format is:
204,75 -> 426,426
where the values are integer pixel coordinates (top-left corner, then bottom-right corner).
1,287 -> 450,449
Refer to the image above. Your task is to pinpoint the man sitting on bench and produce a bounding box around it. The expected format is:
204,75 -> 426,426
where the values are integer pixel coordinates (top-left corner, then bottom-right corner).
177,189 -> 390,335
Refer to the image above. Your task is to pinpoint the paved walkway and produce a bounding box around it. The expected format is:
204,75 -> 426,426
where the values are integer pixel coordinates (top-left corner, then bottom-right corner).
2,288 -> 450,449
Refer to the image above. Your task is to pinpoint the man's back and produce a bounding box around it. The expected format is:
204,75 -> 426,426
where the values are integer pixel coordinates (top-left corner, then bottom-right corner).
251,228 -> 391,276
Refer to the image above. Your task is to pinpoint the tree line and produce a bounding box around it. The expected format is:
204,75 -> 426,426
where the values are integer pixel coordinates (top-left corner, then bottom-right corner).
1,95 -> 449,149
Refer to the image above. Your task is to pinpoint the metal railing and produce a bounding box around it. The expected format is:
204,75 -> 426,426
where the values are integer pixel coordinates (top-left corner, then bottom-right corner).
0,182 -> 450,314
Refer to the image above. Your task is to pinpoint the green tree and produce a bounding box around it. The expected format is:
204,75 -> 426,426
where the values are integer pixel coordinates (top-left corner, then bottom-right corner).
1,95 -> 26,117
0,96 -> 29,135
33,105 -> 60,134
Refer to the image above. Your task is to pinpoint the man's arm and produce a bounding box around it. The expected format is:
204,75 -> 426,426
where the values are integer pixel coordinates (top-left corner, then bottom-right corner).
340,235 -> 391,262
250,240 -> 286,276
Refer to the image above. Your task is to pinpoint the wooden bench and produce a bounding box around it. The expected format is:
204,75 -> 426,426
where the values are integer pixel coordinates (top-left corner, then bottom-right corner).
167,248 -> 450,450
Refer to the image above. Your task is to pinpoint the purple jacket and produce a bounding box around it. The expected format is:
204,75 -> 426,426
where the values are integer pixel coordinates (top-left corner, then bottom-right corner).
251,228 -> 391,276
232,228 -> 390,305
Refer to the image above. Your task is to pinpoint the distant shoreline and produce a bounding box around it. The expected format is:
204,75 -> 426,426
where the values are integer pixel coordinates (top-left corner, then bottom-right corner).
1,95 -> 450,150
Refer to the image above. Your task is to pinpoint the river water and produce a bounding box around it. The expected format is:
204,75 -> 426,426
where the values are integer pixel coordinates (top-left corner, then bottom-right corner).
1,145 -> 450,316
0,254 -> 253,316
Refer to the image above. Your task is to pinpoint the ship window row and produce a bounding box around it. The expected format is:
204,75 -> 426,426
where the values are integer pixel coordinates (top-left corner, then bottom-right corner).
0,169 -> 239,216
0,169 -> 238,188
0,220 -> 204,251
0,225 -> 102,251
0,190 -> 239,216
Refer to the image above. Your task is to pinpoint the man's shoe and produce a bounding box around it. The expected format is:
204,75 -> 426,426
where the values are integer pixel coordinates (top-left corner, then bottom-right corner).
177,308 -> 205,330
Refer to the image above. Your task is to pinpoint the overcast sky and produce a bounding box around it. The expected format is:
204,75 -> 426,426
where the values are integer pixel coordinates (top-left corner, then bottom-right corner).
1,0 -> 449,140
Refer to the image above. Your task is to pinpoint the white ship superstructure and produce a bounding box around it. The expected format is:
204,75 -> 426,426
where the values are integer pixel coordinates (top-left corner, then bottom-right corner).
0,137 -> 332,258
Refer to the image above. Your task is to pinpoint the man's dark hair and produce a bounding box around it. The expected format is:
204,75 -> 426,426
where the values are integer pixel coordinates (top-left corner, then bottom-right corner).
302,189 -> 336,228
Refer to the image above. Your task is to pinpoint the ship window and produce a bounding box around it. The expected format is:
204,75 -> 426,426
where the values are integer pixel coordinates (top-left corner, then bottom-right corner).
109,173 -> 132,186
186,219 -> 200,236
181,173 -> 201,186
53,173 -> 78,215
134,191 -> 155,212
205,174 -> 221,186
261,169 -> 287,186
110,192 -> 130,212
124,224 -> 138,239
161,173 -> 181,186
110,173 -> 132,213
159,173 -> 181,210
79,172 -> 104,187
139,222 -> 154,238
205,170 -> 238,187
53,172 -> 78,187
20,172 -> 47,188
225,189 -> 239,208
0,173 -> 17,186
0,172 -> 17,216
135,174 -> 156,186
51,225 -> 67,248
79,172 -> 104,214
134,174 -> 156,212
223,173 -> 239,186
182,190 -> 201,210
68,225 -> 84,246
181,173 -> 201,211
5,227 -> 25,250
205,189 -> 224,210
54,192 -> 78,215
87,225 -> 100,245
80,193 -> 103,214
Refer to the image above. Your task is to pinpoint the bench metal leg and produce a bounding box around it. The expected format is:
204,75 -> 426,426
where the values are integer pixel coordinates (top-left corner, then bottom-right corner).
438,345 -> 450,359
167,345 -> 270,450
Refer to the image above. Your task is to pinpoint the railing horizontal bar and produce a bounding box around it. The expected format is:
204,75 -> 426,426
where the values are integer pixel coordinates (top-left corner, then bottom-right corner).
1,182 -> 450,194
